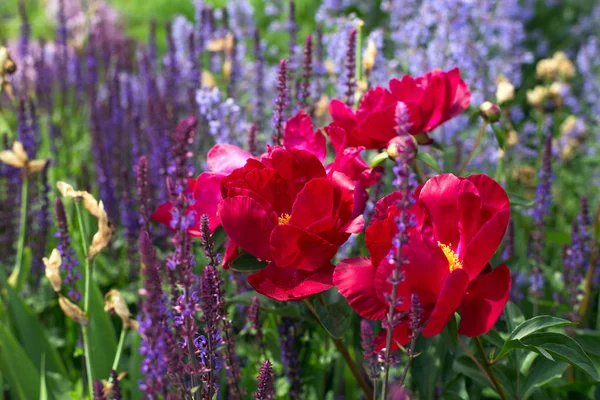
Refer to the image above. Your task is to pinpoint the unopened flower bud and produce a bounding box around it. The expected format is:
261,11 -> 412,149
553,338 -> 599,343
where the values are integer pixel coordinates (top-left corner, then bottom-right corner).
553,51 -> 575,80
0,141 -> 48,173
387,135 -> 417,163
59,295 -> 89,325
89,201 -> 113,259
43,249 -> 62,292
479,101 -> 501,123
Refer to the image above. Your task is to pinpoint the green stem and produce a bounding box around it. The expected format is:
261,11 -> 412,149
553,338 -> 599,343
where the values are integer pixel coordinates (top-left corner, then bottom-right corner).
355,20 -> 364,83
10,172 -> 29,290
303,299 -> 373,399
111,328 -> 127,372
474,337 -> 508,400
457,120 -> 488,176
74,202 -> 95,398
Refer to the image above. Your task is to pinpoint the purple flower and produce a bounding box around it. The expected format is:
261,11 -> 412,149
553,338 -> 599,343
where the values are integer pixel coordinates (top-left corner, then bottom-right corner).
271,59 -> 289,146
278,318 -> 303,400
254,360 -> 275,400
54,198 -> 81,302
360,320 -> 380,382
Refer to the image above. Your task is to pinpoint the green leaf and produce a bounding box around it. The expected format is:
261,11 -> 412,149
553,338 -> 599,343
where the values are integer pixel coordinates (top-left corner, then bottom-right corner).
416,151 -> 442,173
442,313 -> 458,354
0,271 -> 67,378
494,315 -> 573,361
519,332 -> 599,381
230,252 -> 268,273
228,291 -> 301,318
314,301 -> 352,339
369,151 -> 389,168
506,316 -> 573,343
0,325 -> 41,400
507,192 -> 535,209
40,354 -> 48,400
88,284 -> 118,380
521,356 -> 568,400
492,125 -> 506,150
504,302 -> 526,333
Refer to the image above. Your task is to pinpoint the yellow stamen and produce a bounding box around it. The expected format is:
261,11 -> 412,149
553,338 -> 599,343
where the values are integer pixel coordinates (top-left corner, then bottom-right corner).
437,242 -> 463,272
278,213 -> 291,225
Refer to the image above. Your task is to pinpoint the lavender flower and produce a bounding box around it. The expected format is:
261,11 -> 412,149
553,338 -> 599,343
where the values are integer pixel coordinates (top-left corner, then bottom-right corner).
109,370 -> 122,400
529,133 -> 553,304
54,198 -> 82,302
271,59 -> 289,146
136,156 -> 150,232
138,230 -> 172,396
93,380 -> 106,400
360,320 -> 380,382
31,160 -> 51,282
344,28 -> 357,107
502,218 -> 515,261
278,317 -> 303,400
254,360 -> 275,400
562,220 -> 585,323
299,35 -> 313,111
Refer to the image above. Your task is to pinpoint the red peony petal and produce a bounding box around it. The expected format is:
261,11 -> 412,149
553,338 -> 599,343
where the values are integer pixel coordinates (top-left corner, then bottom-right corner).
193,172 -> 224,232
422,268 -> 470,337
466,174 -> 510,221
445,68 -> 472,119
288,178 -> 335,231
462,207 -> 510,279
248,262 -> 335,301
270,225 -> 339,271
218,196 -> 275,261
333,257 -> 388,320
207,144 -> 253,174
458,264 -> 511,337
222,239 -> 242,270
416,174 -> 467,248
283,111 -> 327,162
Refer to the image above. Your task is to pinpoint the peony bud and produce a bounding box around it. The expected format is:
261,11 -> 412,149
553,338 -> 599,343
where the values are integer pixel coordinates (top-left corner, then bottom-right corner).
43,249 -> 63,292
553,51 -> 576,80
479,101 -> 501,123
386,135 -> 417,163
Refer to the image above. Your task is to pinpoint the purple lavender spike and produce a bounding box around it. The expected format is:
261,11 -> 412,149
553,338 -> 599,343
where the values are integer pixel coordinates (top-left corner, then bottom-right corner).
17,0 -> 30,59
344,28 -> 357,107
299,35 -> 313,111
148,21 -> 157,71
278,318 -> 303,400
248,124 -> 258,156
529,133 -> 553,308
55,198 -> 82,302
31,160 -> 51,284
136,156 -> 150,232
200,215 -> 243,399
360,320 -> 380,383
253,29 -> 265,132
271,59 -> 288,146
0,135 -> 20,265
502,218 -> 515,260
254,360 -> 275,400
108,370 -> 121,400
92,380 -> 106,400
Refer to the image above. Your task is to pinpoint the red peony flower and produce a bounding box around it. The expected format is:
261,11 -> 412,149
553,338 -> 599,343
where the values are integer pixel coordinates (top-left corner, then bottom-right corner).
152,144 -> 252,235
218,147 -> 365,301
328,68 -> 471,148
334,174 -> 510,349
283,110 -> 326,163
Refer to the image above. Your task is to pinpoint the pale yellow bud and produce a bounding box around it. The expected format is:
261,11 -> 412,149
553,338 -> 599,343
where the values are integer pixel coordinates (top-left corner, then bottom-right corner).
104,289 -> 133,328
201,70 -> 215,88
553,51 -> 576,79
27,159 -> 48,173
526,86 -> 547,107
536,58 -> 558,80
59,295 -> 89,325
56,181 -> 81,198
43,249 -> 62,292
207,32 -> 234,53
0,141 -> 28,168
222,60 -> 232,81
325,60 -> 336,76
315,94 -> 329,119
88,201 -> 113,259
363,40 -> 377,72
496,80 -> 515,104
506,130 -> 519,147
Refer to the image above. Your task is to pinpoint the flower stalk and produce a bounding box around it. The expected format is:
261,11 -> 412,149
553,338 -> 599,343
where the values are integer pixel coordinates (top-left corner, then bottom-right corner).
9,171 -> 29,290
